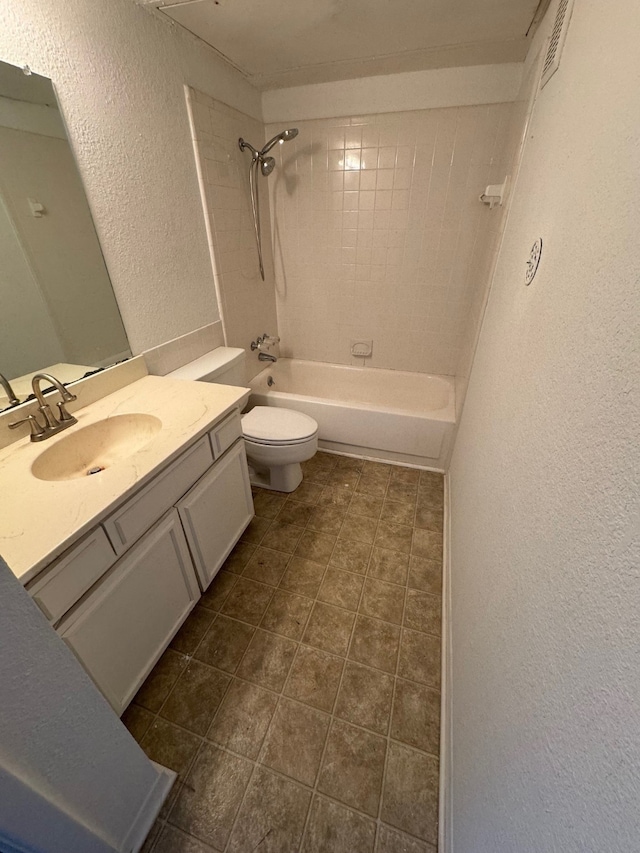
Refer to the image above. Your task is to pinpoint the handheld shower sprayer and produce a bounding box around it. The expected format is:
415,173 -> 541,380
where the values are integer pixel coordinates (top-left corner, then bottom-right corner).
239,128 -> 298,280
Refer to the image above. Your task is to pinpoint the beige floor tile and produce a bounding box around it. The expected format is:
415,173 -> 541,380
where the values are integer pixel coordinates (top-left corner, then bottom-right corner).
376,824 -> 435,853
375,521 -> 413,554
391,679 -> 440,755
318,719 -> 387,817
170,743 -> 253,850
307,505 -> 348,535
349,616 -> 401,673
261,520 -> 305,554
411,529 -> 443,560
236,629 -> 297,691
220,578 -> 274,626
317,486 -> 354,508
408,556 -> 442,595
386,481 -> 418,504
140,718 -> 200,778
356,474 -> 389,497
414,504 -> 443,532
277,501 -> 314,527
318,567 -> 364,611
279,557 -> 326,598
154,824 -> 218,852
368,547 -> 409,586
242,546 -> 291,587
227,767 -> 311,853
349,493 -> 384,519
160,661 -> 230,735
252,490 -> 287,520
339,511 -> 379,545
302,795 -> 376,853
303,602 -> 356,656
134,648 -> 187,712
397,629 -> 440,688
199,571 -> 237,612
207,679 -> 277,760
260,589 -> 313,640
122,703 -> 154,743
284,645 -> 344,712
194,616 -> 255,673
170,607 -> 216,655
261,697 -> 331,786
330,539 -> 372,574
404,590 -> 441,636
380,500 -> 416,526
222,541 -> 257,575
334,661 -> 394,734
381,742 -> 439,845
240,516 -> 271,545
360,578 -> 405,624
289,480 -> 325,504
295,530 -> 337,565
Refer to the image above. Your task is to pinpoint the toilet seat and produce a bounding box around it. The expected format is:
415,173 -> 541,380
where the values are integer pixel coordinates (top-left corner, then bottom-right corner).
242,406 -> 318,446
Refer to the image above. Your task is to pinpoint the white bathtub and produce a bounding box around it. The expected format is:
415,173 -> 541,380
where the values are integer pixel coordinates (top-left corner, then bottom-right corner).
248,359 -> 456,470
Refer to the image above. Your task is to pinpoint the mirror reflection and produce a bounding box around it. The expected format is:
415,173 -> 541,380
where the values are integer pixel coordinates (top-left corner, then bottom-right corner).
0,60 -> 131,411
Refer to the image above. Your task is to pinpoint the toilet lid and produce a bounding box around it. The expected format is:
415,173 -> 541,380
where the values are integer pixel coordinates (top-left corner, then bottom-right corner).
242,406 -> 318,445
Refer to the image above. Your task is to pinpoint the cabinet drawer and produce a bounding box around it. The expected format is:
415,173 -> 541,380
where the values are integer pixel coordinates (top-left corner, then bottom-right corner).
59,510 -> 200,715
28,528 -> 116,624
103,436 -> 213,554
209,409 -> 242,459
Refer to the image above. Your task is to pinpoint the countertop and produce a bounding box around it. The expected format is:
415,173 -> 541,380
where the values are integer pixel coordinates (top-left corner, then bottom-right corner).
0,375 -> 249,584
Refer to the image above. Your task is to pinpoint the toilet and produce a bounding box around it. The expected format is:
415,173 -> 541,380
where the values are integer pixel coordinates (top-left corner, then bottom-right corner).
169,347 -> 318,492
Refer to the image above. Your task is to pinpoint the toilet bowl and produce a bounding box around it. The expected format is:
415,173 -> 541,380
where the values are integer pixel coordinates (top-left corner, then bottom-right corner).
242,406 -> 318,492
168,347 -> 319,493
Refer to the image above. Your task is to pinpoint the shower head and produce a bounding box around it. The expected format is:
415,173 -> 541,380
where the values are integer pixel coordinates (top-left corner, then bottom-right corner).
261,127 -> 299,155
260,156 -> 276,176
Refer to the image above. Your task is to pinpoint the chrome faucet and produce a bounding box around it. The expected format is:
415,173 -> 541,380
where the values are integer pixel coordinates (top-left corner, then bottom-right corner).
8,373 -> 77,441
0,372 -> 20,407
258,351 -> 278,363
251,332 -> 280,363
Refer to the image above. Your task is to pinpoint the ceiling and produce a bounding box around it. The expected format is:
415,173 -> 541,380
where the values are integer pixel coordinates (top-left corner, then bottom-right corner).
145,0 -> 543,90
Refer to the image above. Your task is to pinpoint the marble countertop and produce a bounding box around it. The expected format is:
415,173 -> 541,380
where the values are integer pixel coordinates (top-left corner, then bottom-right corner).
0,375 -> 249,584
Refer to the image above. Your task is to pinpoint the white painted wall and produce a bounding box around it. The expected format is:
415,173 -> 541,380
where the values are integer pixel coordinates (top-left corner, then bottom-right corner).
0,0 -> 262,354
0,556 -> 163,851
262,63 -> 523,123
448,1 -> 640,850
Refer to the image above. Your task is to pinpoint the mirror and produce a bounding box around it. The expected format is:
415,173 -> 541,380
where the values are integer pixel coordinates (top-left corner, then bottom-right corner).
0,60 -> 131,411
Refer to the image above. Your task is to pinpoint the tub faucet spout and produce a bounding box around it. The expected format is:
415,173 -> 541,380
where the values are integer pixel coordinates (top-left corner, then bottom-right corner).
258,352 -> 278,363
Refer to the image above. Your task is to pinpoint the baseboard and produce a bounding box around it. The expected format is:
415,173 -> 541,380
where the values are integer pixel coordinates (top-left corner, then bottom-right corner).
439,470 -> 453,853
125,762 -> 176,853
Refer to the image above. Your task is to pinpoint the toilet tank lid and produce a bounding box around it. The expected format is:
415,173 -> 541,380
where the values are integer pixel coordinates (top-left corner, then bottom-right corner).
242,406 -> 318,442
168,347 -> 245,381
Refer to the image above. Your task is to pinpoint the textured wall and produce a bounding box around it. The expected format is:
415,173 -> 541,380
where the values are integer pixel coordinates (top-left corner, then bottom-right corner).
448,0 -> 640,850
266,105 -> 513,375
0,0 -> 261,354
0,558 -> 159,849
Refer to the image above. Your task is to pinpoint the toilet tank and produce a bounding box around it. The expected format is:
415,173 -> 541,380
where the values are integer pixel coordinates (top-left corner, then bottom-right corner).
168,347 -> 246,386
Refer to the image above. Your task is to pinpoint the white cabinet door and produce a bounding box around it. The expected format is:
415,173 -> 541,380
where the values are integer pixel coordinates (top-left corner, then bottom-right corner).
178,439 -> 254,590
59,510 -> 200,715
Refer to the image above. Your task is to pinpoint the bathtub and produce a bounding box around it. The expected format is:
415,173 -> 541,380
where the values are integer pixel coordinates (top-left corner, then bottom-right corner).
248,359 -> 456,470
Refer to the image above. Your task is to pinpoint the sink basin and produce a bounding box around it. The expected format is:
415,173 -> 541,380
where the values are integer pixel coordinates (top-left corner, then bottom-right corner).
31,414 -> 162,481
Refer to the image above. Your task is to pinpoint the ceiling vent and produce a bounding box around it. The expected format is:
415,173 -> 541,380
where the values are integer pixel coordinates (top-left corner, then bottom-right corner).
541,0 -> 574,88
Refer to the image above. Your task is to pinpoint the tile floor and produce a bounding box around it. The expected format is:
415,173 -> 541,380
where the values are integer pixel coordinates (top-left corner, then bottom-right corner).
125,452 -> 444,853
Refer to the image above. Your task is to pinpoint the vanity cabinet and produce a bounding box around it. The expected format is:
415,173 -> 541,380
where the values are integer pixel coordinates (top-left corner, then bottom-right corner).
178,439 -> 253,589
58,510 -> 199,714
26,406 -> 254,715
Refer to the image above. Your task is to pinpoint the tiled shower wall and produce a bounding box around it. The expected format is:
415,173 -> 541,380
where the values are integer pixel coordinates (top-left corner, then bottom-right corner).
266,105 -> 514,375
187,88 -> 278,380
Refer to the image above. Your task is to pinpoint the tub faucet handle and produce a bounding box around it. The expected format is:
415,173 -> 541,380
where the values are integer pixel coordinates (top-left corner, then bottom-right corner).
262,334 -> 280,345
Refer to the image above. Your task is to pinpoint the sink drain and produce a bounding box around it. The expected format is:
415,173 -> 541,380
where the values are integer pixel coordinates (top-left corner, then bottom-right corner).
86,466 -> 104,476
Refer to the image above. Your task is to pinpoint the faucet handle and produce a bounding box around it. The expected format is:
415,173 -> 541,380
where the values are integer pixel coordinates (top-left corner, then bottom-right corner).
262,334 -> 280,345
8,414 -> 46,437
57,401 -> 77,424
